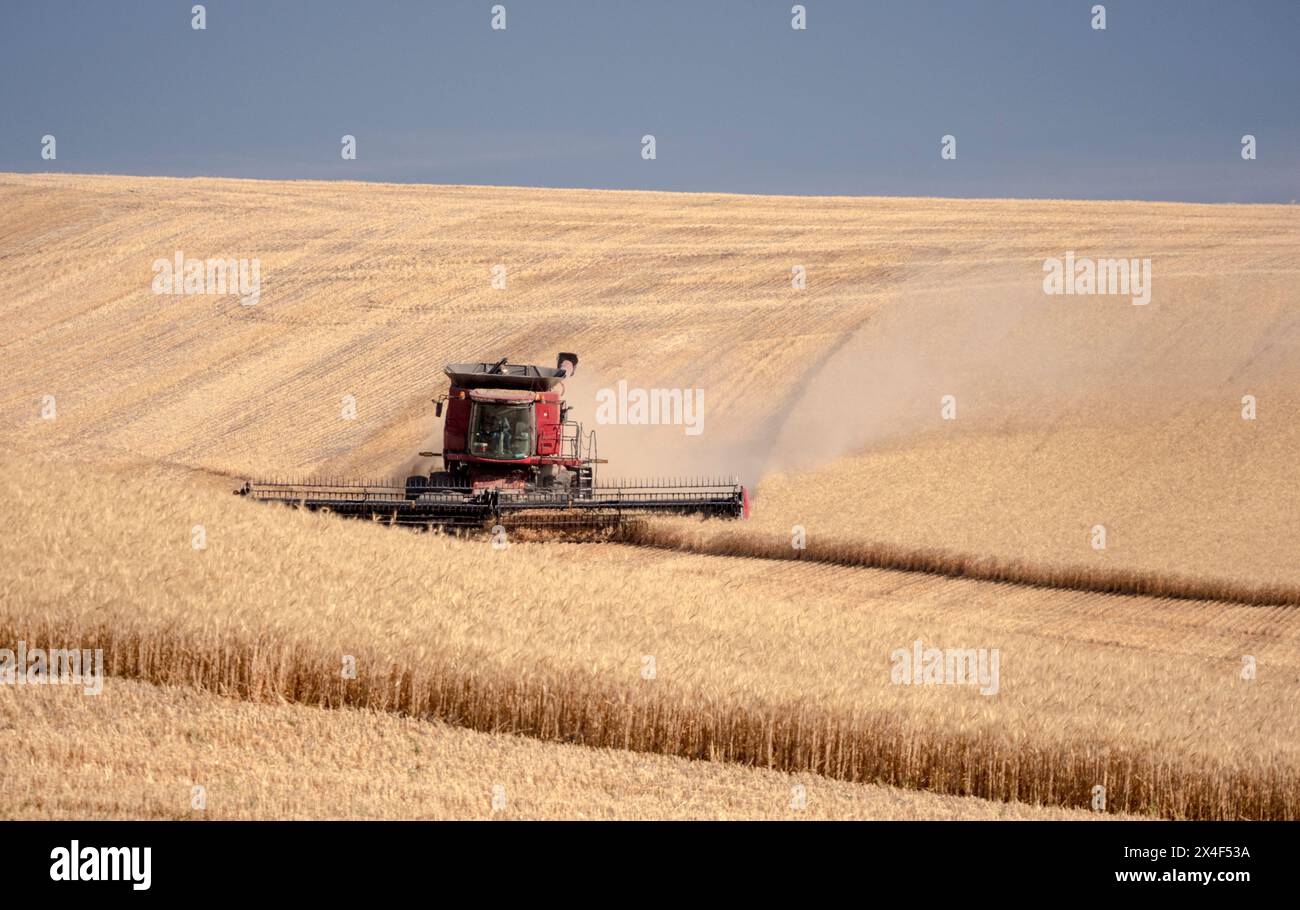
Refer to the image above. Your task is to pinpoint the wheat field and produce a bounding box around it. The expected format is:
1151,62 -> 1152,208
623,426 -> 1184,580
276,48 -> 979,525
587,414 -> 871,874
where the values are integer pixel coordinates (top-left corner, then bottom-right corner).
2,458 -> 1296,819
1,173 -> 1297,819
2,679 -> 1116,821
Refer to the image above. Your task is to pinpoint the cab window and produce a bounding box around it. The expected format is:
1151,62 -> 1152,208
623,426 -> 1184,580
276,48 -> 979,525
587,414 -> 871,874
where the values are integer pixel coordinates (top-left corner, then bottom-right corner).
469,403 -> 533,459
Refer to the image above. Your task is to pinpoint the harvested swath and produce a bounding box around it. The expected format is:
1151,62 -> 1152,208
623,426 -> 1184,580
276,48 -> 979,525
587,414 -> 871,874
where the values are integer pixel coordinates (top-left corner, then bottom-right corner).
621,519 -> 1300,607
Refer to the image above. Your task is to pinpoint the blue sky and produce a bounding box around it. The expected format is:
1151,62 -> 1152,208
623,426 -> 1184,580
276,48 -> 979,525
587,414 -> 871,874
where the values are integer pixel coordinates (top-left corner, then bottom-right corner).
2,0 -> 1296,201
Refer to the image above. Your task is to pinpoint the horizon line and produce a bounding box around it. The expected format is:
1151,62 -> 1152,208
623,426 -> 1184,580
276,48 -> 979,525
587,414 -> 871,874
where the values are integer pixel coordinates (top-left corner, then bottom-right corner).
5,169 -> 1296,209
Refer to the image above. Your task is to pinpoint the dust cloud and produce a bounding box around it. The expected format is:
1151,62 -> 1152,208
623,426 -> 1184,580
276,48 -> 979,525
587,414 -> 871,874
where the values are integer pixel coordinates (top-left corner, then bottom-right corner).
752,258 -> 1300,484
410,258 -> 1300,493
561,260 -> 1103,489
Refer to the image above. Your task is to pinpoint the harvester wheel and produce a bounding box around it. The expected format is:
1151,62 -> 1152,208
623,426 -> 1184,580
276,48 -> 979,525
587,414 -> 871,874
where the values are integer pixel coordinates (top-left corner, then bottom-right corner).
427,471 -> 457,490
404,475 -> 428,501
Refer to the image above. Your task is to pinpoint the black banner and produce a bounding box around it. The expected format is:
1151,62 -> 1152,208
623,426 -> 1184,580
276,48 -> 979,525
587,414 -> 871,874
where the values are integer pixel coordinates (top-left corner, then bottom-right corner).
0,820 -> 1284,896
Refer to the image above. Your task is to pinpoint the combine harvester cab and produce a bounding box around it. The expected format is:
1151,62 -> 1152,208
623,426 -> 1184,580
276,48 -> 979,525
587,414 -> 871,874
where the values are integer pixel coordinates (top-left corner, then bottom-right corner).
238,352 -> 748,531
425,352 -> 593,496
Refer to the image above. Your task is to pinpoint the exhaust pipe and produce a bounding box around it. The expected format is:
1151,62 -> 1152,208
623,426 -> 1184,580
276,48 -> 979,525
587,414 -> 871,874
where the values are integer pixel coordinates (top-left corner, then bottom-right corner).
557,352 -> 578,377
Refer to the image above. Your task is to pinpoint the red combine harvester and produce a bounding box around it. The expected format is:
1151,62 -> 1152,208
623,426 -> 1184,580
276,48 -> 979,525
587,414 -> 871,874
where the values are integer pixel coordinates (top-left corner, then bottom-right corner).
238,353 -> 748,530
